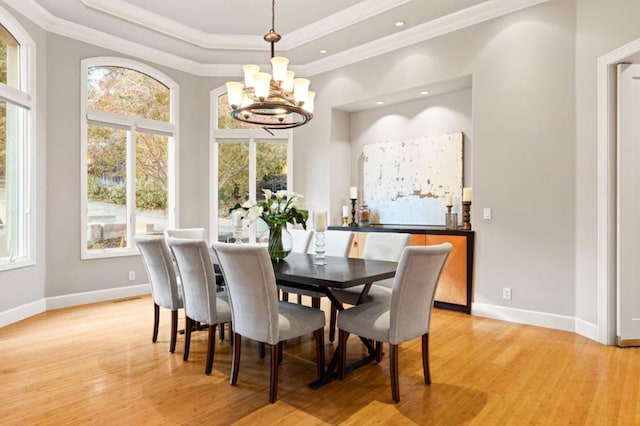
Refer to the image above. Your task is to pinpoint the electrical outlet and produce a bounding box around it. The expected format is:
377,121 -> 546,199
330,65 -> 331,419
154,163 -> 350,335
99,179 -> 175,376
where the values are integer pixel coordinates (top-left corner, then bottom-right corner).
128,270 -> 135,281
483,208 -> 492,220
502,287 -> 512,300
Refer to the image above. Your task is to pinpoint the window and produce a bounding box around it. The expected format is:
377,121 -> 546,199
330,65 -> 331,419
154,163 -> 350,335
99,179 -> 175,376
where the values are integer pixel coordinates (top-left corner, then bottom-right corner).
81,58 -> 178,259
0,11 -> 35,271
210,87 -> 292,243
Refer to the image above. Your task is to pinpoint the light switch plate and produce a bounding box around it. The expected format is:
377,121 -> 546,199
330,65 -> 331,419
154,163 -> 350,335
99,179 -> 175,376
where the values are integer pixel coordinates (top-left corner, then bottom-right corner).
483,207 -> 492,220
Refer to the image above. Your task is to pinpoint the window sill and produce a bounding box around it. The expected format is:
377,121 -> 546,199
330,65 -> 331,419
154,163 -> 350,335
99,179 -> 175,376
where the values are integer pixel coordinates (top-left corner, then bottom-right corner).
0,258 -> 35,272
81,248 -> 140,260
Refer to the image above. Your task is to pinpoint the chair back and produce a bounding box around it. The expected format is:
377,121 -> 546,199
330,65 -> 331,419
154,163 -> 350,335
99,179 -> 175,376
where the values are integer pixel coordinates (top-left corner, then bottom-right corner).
166,237 -> 220,325
165,227 -> 207,241
389,243 -> 452,345
308,230 -> 354,257
289,229 -> 313,253
363,232 -> 411,262
212,243 -> 280,345
135,234 -> 182,310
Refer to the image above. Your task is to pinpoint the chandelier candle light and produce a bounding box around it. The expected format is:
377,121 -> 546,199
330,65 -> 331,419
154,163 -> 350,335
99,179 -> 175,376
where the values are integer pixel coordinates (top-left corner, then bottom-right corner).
462,187 -> 472,230
225,0 -> 315,129
314,211 -> 327,265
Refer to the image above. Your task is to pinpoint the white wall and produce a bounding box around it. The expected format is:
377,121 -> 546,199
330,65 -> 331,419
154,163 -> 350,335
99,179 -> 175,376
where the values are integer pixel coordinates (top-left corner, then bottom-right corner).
5,0 -> 640,339
301,0 -> 577,321
43,33 -> 227,299
574,1 -> 640,326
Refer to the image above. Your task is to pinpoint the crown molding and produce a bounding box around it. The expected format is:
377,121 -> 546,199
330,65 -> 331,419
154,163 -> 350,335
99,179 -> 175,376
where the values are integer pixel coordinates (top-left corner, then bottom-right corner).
80,0 -> 414,51
3,0 -> 551,77
80,0 -> 263,50
298,0 -> 551,76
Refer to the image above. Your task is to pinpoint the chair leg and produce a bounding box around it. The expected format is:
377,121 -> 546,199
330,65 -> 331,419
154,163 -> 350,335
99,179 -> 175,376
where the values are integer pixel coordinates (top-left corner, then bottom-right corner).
205,324 -> 217,375
259,342 -> 266,359
278,341 -> 283,364
269,344 -> 280,403
184,317 -> 192,361
329,306 -> 337,342
169,309 -> 178,353
231,333 -> 242,385
297,294 -> 302,304
282,291 -> 289,302
389,343 -> 400,403
152,303 -> 160,343
375,341 -> 383,362
337,330 -> 349,380
312,297 -> 321,309
422,333 -> 431,385
315,328 -> 325,379
220,322 -> 225,342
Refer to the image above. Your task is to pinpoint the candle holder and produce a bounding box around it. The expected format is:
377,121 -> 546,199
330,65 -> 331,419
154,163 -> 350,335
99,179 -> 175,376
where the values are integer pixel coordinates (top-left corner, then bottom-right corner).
233,223 -> 244,244
314,231 -> 326,265
462,201 -> 472,230
349,198 -> 357,227
445,205 -> 457,230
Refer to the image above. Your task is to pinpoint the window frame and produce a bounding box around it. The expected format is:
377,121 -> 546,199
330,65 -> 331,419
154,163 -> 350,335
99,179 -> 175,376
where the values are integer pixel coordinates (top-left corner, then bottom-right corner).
209,86 -> 293,244
80,57 -> 179,259
0,5 -> 36,272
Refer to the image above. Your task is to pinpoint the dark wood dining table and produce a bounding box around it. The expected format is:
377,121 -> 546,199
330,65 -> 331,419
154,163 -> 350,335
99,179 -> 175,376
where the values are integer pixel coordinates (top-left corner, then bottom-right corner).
272,252 -> 398,388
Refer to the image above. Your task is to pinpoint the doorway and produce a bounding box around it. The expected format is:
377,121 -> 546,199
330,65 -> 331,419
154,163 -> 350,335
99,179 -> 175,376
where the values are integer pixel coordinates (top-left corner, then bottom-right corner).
597,38 -> 640,345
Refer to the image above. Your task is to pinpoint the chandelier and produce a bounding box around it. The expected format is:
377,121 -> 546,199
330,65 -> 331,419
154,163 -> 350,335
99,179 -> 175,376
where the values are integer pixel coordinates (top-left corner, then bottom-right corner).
225,0 -> 314,130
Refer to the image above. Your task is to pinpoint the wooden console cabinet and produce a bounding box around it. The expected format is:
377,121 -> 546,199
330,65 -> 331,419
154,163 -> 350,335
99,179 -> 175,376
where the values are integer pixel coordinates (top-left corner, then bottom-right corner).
328,225 -> 474,314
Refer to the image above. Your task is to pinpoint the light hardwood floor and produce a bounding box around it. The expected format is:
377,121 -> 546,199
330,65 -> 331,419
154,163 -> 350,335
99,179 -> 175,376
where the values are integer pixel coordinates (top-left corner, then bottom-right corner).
1,295 -> 638,425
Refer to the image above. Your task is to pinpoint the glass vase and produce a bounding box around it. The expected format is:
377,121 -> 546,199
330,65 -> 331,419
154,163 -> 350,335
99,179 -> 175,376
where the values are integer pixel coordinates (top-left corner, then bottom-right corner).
267,223 -> 293,261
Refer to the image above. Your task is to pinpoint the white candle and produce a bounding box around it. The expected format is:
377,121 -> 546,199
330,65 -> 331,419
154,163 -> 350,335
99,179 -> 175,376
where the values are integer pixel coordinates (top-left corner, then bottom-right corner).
314,211 -> 327,232
463,187 -> 473,202
342,205 -> 349,218
350,186 -> 358,199
446,194 -> 453,206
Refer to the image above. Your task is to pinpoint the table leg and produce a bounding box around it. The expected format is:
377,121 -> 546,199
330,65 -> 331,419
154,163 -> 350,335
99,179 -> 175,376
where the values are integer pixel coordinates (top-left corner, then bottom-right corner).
308,286 -> 379,388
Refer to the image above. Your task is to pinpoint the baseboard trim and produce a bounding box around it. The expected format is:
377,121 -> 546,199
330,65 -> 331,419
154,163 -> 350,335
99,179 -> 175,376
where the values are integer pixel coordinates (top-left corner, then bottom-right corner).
46,284 -> 151,310
574,317 -> 599,342
471,302 -> 600,341
0,284 -> 151,328
0,299 -> 47,328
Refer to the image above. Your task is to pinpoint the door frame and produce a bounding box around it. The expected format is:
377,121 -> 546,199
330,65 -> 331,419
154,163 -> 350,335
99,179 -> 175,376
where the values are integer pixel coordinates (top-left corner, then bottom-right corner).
597,37 -> 640,344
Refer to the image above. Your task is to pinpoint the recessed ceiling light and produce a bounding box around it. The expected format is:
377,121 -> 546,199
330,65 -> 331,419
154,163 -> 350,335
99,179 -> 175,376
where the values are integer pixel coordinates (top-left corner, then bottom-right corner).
420,91 -> 431,95
395,21 -> 405,27
319,49 -> 328,54
376,101 -> 385,105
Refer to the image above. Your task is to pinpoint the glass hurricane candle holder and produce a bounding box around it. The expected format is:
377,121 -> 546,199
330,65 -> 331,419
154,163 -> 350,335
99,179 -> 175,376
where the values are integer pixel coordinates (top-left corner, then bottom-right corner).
314,231 -> 326,265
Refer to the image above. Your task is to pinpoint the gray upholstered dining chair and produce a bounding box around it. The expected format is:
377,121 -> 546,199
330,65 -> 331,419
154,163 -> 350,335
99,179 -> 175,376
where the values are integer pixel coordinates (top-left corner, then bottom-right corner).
135,234 -> 183,353
289,228 -> 313,253
279,228 -> 313,304
328,232 -> 411,341
165,227 -> 229,338
306,230 -> 355,257
164,227 -> 207,240
337,243 -> 452,402
212,242 -> 326,403
166,237 -> 232,374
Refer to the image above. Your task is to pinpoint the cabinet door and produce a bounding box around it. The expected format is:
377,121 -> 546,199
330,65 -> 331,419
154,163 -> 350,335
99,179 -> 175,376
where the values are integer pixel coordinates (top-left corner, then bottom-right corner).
423,235 -> 468,306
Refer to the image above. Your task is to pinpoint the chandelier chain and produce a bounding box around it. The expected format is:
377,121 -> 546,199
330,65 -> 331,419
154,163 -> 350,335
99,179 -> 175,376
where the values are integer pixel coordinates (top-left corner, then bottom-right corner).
271,0 -> 276,32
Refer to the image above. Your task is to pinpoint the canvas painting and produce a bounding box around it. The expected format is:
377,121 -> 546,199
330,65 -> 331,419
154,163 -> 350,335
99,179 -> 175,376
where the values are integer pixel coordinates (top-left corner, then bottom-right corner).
362,132 -> 463,225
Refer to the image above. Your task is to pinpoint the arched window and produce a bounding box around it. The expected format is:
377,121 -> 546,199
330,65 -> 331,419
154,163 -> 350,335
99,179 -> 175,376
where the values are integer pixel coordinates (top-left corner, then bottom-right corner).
81,58 -> 178,258
210,86 -> 292,244
0,8 -> 35,271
